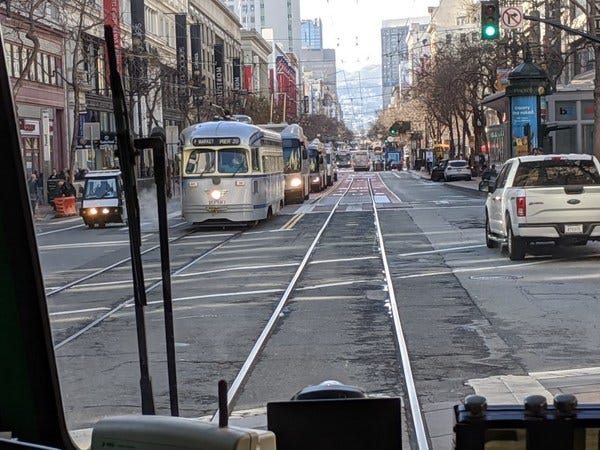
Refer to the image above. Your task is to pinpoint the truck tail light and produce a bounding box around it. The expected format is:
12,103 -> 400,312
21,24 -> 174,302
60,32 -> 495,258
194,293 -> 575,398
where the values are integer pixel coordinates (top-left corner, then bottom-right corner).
516,196 -> 526,217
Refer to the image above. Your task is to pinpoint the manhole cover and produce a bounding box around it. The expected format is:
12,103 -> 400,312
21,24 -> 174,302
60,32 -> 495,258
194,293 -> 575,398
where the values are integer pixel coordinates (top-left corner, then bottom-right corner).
469,275 -> 523,280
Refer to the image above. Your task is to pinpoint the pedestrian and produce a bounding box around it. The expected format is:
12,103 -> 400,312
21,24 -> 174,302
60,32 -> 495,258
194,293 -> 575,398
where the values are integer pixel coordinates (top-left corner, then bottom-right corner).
48,169 -> 59,179
36,171 -> 44,203
28,172 -> 38,214
60,178 -> 76,197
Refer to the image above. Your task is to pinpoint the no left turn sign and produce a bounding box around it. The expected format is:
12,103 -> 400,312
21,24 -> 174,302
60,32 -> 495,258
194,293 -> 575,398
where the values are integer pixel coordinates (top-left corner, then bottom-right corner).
501,6 -> 523,29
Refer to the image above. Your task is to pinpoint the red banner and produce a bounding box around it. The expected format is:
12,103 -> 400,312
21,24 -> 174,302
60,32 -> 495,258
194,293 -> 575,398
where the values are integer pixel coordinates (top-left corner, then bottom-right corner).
243,65 -> 253,93
103,0 -> 122,73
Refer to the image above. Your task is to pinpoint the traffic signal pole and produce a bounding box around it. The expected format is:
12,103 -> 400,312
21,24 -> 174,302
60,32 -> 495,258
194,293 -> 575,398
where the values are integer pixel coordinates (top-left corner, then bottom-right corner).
523,15 -> 600,45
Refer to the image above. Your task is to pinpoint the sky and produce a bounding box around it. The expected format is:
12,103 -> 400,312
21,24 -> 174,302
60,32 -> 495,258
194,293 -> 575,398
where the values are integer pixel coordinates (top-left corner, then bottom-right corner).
300,0 -> 431,72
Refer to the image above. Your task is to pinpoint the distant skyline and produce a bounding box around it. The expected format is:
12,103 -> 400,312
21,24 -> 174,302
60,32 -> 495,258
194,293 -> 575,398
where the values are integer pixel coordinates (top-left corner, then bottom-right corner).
300,0 -> 431,72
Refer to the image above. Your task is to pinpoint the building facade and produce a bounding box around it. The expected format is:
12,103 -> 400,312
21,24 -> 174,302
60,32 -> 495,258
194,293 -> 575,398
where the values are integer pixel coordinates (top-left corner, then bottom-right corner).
1,3 -> 69,176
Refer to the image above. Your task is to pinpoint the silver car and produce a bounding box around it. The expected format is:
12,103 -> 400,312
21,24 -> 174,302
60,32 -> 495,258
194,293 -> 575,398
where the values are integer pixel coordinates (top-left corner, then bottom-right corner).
444,160 -> 471,181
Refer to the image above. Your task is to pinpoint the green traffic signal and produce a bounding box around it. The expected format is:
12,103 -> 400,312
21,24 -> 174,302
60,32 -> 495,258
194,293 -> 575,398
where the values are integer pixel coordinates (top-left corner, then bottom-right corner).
481,0 -> 499,41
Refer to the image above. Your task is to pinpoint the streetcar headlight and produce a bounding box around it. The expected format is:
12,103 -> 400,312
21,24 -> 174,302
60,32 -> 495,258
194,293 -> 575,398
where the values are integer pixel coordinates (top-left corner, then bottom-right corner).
290,177 -> 302,187
210,190 -> 222,200
102,208 -> 110,214
90,208 -> 98,215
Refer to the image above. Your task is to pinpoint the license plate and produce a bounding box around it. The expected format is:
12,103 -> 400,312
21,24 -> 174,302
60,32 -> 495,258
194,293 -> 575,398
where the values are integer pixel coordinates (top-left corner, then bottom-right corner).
208,200 -> 226,205
565,224 -> 583,234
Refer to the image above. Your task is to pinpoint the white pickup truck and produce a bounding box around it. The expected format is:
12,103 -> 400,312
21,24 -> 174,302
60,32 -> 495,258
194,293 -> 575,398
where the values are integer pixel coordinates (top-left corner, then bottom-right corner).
485,154 -> 600,260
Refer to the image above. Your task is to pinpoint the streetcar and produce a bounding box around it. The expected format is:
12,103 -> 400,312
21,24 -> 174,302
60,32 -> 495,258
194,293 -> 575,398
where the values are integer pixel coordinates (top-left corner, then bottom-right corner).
280,123 -> 310,203
180,121 -> 284,224
307,138 -> 327,192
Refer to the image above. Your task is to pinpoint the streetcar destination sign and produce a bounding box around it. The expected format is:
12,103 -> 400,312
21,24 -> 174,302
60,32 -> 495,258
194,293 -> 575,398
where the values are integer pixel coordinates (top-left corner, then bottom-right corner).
192,137 -> 241,146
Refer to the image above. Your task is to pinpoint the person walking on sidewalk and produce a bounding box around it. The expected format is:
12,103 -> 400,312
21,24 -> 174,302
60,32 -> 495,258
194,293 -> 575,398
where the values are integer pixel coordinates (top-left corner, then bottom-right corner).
28,173 -> 38,214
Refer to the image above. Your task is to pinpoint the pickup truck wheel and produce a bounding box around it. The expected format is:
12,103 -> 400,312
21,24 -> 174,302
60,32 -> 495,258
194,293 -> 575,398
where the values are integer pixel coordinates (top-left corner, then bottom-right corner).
507,218 -> 526,260
485,215 -> 497,248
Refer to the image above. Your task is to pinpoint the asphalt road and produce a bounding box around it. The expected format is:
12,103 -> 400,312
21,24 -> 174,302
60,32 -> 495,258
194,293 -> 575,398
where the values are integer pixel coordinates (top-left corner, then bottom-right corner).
37,169 -> 600,447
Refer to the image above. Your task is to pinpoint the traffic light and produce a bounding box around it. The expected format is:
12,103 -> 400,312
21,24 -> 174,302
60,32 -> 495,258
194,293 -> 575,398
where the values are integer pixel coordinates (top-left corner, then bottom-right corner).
480,0 -> 500,41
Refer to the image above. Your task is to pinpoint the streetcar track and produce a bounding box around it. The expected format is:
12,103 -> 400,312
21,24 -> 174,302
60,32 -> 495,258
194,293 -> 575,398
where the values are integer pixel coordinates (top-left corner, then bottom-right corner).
206,174 -> 429,448
211,176 -> 357,421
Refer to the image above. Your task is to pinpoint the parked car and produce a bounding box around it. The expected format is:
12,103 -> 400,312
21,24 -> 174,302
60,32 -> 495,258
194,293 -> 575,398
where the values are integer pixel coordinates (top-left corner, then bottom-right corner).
430,159 -> 448,181
485,154 -> 600,260
444,160 -> 471,181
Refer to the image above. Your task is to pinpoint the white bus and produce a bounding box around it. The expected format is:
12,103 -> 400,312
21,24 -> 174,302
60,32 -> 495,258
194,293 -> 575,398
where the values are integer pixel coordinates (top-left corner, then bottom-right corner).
280,124 -> 310,203
180,121 -> 284,224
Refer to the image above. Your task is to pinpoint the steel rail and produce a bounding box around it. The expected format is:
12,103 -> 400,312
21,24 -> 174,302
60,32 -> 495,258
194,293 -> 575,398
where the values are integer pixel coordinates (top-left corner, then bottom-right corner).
46,228 -> 199,297
53,230 -> 244,350
368,178 -> 430,450
212,176 -> 356,421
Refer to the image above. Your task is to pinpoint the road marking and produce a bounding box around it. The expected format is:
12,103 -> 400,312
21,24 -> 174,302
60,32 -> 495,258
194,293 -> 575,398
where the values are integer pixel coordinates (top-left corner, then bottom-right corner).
39,240 -> 131,250
49,306 -> 111,316
37,224 -> 84,236
397,244 -> 485,257
281,213 -> 304,230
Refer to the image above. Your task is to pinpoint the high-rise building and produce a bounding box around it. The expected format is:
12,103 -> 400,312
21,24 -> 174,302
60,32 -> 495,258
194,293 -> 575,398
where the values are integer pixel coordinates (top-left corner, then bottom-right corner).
381,17 -> 429,109
301,19 -> 322,49
222,0 -> 301,54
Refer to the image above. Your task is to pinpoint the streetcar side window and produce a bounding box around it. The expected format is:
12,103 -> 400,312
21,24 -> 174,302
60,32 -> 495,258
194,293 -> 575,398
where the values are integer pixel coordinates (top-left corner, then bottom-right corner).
251,147 -> 261,172
185,149 -> 215,175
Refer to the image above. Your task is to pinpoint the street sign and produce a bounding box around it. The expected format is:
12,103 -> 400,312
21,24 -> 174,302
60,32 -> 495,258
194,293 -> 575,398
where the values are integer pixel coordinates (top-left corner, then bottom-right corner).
501,6 -> 523,29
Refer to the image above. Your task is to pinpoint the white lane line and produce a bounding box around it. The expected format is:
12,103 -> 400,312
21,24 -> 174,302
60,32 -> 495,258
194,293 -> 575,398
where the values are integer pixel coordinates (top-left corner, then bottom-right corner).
39,240 -> 130,250
296,279 -> 375,290
177,262 -> 298,278
310,256 -> 379,265
397,244 -> 485,257
49,306 -> 111,316
37,224 -> 84,236
369,178 -> 429,450
377,172 -> 403,203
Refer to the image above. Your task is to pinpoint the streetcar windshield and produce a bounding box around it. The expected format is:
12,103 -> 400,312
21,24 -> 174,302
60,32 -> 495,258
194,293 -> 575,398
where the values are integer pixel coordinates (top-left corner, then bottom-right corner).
185,149 -> 215,175
282,139 -> 302,172
218,149 -> 248,174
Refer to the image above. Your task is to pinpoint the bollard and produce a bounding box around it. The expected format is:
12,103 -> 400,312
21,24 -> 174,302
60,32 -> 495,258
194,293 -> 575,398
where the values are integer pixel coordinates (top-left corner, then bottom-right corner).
453,393 -> 600,450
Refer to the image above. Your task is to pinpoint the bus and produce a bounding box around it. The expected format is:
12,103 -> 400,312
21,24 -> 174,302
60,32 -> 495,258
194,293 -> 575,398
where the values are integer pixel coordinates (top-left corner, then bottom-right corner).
180,121 -> 284,224
307,138 -> 327,192
280,124 -> 310,203
352,150 -> 371,171
336,149 -> 352,168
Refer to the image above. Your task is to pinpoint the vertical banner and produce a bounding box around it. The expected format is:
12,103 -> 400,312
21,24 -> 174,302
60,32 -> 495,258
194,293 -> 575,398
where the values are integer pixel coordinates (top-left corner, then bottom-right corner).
130,0 -> 146,84
510,95 -> 538,156
175,14 -> 188,101
243,66 -> 253,93
190,23 -> 202,87
130,0 -> 145,51
232,58 -> 241,92
214,43 -> 224,105
103,0 -> 122,72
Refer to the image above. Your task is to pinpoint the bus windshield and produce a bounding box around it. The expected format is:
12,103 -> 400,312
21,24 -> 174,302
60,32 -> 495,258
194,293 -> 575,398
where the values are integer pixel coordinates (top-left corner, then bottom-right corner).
282,139 -> 302,173
308,148 -> 320,172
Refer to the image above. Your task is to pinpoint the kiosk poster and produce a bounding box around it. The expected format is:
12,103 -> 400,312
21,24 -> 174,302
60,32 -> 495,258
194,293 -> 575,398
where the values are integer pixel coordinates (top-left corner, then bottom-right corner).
511,96 -> 538,156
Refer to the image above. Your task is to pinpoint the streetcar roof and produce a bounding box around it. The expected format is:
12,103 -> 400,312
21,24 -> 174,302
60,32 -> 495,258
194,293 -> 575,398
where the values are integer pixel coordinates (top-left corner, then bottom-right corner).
84,170 -> 121,178
180,121 -> 281,147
